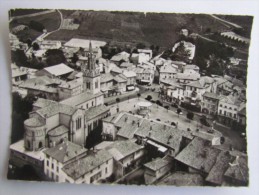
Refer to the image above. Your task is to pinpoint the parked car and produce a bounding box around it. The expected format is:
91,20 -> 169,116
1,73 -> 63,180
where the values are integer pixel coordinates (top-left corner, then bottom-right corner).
156,118 -> 161,121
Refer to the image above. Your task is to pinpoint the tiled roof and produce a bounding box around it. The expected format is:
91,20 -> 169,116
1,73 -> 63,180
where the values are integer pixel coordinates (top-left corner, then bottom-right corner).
123,70 -> 136,78
110,51 -> 130,62
60,91 -> 103,107
144,157 -> 170,171
157,171 -> 204,186
33,98 -> 57,110
175,137 -> 221,173
84,105 -> 109,121
24,118 -> 44,127
176,72 -> 200,80
220,95 -> 242,106
203,92 -> 220,100
47,125 -> 69,137
62,150 -> 112,180
64,38 -> 106,49
205,151 -> 234,185
43,64 -> 74,76
44,141 -> 87,163
59,78 -> 82,89
107,140 -> 143,161
114,74 -> 127,83
36,103 -> 76,118
160,65 -> 178,74
184,64 -> 199,70
12,69 -> 27,78
19,76 -> 61,93
100,73 -> 114,83
224,155 -> 249,183
116,114 -> 143,139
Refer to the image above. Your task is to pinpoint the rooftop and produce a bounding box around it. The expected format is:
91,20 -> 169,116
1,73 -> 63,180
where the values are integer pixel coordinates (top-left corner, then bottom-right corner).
175,137 -> 221,173
107,140 -> 143,161
110,51 -> 130,62
33,98 -> 57,109
64,38 -> 106,49
100,73 -> 115,83
62,150 -> 112,180
122,70 -> 137,78
24,118 -> 44,127
36,102 -> 76,118
144,157 -> 170,171
10,140 -> 45,161
160,64 -> 178,74
47,125 -> 69,137
205,151 -> 234,185
43,64 -> 74,76
12,69 -> 27,78
84,105 -> 109,121
157,171 -> 204,186
44,141 -> 87,163
224,155 -> 249,183
60,91 -> 103,107
59,78 -> 82,89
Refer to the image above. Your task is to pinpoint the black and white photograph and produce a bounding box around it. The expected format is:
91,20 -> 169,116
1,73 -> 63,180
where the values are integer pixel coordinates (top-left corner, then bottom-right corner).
6,7 -> 254,187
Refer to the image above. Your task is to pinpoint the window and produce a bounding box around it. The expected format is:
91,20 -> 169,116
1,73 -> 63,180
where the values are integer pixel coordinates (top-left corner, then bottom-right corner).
224,106 -> 227,108
90,171 -> 102,183
76,118 -> 82,130
105,167 -> 108,174
229,107 -> 232,110
56,175 -> 59,181
224,111 -> 226,116
229,113 -> 232,117
92,101 -> 94,106
56,166 -> 59,172
219,104 -> 222,107
234,108 -> 237,111
47,160 -> 49,167
52,163 -> 54,169
234,114 -> 236,118
95,81 -> 98,89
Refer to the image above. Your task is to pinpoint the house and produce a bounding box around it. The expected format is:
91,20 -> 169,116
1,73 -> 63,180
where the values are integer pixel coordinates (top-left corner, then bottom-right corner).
122,70 -> 137,89
58,78 -> 83,100
62,150 -> 113,184
172,41 -> 196,61
102,112 -> 143,141
217,94 -> 243,126
39,40 -> 62,50
214,77 -> 234,96
64,38 -> 106,59
160,78 -> 185,103
9,33 -> 20,49
183,76 -> 217,106
184,64 -> 200,73
157,172 -> 204,186
36,63 -> 74,79
175,71 -> 200,84
137,49 -> 153,60
237,103 -> 246,126
43,141 -> 87,182
201,92 -> 223,115
159,64 -> 178,83
105,140 -> 145,179
130,53 -> 150,64
144,157 -> 172,184
110,51 -> 130,65
134,67 -> 154,85
11,65 -> 28,85
100,73 -> 127,97
174,137 -> 221,175
18,76 -> 61,101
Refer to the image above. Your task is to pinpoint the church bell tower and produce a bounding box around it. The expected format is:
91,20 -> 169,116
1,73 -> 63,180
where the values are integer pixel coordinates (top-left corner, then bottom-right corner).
81,41 -> 101,94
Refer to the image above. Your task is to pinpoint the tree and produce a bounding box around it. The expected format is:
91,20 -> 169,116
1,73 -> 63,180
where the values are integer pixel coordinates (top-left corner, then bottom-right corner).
11,49 -> 28,67
29,20 -> 45,32
136,43 -> 146,49
26,39 -> 32,47
137,93 -> 141,100
146,95 -> 152,101
32,42 -> 40,51
171,42 -> 191,62
71,53 -> 79,64
164,105 -> 169,112
187,111 -> 194,122
45,49 -> 66,66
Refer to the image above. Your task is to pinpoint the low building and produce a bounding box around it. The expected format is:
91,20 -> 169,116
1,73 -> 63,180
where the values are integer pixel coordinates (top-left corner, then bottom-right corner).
106,140 -> 145,179
134,67 -> 154,85
36,63 -> 74,79
62,150 -> 113,184
39,40 -> 62,50
217,95 -> 243,126
110,51 -> 130,65
43,141 -> 87,182
172,41 -> 196,61
201,92 -> 222,115
11,67 -> 28,85
159,64 -> 178,83
122,70 -> 137,88
175,71 -> 200,84
58,78 -> 83,100
144,157 -> 172,184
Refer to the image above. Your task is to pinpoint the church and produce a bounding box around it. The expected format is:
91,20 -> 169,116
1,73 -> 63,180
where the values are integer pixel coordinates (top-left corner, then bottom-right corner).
19,42 -> 110,151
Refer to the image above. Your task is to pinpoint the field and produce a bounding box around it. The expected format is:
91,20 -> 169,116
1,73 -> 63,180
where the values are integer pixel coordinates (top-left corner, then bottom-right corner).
46,11 -> 232,48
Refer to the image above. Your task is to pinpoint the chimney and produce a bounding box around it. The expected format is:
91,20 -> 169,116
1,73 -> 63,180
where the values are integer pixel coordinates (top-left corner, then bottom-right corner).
164,124 -> 166,130
137,121 -> 140,127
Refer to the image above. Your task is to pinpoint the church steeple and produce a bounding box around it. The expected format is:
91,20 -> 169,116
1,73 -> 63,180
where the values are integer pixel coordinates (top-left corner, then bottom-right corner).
81,41 -> 101,94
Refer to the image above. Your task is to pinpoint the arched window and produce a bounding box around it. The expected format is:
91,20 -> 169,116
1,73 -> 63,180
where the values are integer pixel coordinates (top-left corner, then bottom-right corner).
39,141 -> 43,148
27,140 -> 30,149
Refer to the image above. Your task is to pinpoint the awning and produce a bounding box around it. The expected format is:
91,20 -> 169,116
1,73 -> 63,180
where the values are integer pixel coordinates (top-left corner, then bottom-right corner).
140,79 -> 150,83
147,140 -> 168,153
127,86 -> 135,90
